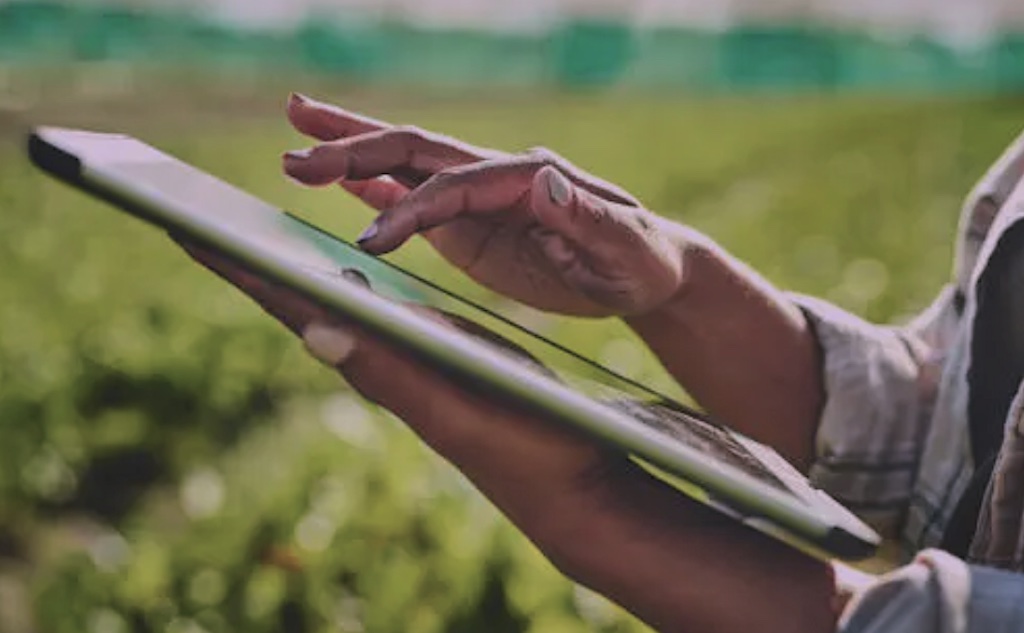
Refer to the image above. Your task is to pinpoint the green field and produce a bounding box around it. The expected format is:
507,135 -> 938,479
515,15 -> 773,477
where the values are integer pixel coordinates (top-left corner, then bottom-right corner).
1,78 -> 1022,632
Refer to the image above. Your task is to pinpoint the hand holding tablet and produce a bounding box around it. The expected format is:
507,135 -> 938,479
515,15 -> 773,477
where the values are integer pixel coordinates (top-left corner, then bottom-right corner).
28,115 -> 873,630
28,125 -> 878,561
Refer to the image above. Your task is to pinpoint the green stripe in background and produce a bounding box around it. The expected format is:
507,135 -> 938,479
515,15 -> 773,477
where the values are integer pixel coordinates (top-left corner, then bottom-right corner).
1,1 -> 1022,92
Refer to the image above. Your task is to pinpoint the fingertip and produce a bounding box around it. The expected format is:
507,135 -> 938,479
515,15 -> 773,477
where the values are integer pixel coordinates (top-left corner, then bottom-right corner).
282,145 -> 348,186
355,234 -> 398,256
287,91 -> 309,112
355,239 -> 390,256
530,166 -> 576,232
286,91 -> 311,124
286,92 -> 338,142
284,172 -> 313,189
354,222 -> 389,255
543,165 -> 574,208
355,220 -> 380,246
281,151 -> 315,184
355,214 -> 412,256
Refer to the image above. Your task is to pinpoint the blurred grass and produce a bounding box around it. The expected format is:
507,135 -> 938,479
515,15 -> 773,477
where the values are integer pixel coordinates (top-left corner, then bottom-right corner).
0,73 -> 1022,631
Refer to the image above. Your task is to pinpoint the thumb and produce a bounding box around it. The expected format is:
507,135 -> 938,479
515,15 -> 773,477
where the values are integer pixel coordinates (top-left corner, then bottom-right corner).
530,166 -> 638,251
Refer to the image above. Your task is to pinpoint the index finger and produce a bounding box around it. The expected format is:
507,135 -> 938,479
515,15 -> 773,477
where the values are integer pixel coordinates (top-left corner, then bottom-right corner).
358,157 -> 543,254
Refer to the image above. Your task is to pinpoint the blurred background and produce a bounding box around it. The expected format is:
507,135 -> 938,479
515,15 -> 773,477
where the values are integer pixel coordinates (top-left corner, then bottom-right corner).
0,0 -> 1022,631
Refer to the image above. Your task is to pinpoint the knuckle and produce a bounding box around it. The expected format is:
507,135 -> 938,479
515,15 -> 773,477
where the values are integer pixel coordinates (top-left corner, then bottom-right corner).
525,146 -> 555,162
425,167 -> 462,188
391,125 -> 452,151
525,146 -> 561,164
526,147 -> 574,173
391,124 -> 424,139
389,124 -> 430,147
430,160 -> 482,185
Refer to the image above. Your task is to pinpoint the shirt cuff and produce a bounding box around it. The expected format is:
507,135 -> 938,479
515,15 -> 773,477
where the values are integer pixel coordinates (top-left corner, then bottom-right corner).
840,550 -> 1024,633
790,294 -> 928,534
839,549 -> 970,633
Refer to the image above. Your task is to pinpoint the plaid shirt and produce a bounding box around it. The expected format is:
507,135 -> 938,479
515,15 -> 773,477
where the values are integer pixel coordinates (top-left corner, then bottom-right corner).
794,131 -> 1024,631
795,130 -> 1024,558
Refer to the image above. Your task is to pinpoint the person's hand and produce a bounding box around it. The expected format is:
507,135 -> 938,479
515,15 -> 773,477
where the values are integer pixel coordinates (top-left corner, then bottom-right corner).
281,93 -> 689,318
177,241 -> 624,520
175,242 -> 838,633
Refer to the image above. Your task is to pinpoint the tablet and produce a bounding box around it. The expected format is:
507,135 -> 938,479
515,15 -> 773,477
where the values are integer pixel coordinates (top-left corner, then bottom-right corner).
27,127 -> 880,560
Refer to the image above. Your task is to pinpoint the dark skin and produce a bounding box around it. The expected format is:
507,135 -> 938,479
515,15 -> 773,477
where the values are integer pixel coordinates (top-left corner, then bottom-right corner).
178,93 -> 839,632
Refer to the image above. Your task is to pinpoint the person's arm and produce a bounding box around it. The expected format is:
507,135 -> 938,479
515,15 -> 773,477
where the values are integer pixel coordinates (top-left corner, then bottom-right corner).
184,247 -> 1024,633
279,95 -> 940,533
547,461 -> 839,633
520,178 -> 946,540
180,244 -> 840,633
624,224 -> 825,470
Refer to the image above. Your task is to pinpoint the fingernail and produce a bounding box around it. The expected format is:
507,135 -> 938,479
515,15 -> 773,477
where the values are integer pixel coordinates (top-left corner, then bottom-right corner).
283,148 -> 314,161
302,322 -> 357,367
289,92 -> 311,107
356,221 -> 379,245
545,169 -> 572,207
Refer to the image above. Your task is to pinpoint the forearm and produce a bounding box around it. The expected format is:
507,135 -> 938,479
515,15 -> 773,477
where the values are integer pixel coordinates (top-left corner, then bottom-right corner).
625,223 -> 824,469
539,463 -> 839,633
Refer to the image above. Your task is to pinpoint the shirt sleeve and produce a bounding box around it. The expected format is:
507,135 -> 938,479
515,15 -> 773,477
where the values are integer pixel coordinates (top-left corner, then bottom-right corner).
839,550 -> 1024,633
790,291 -> 953,536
